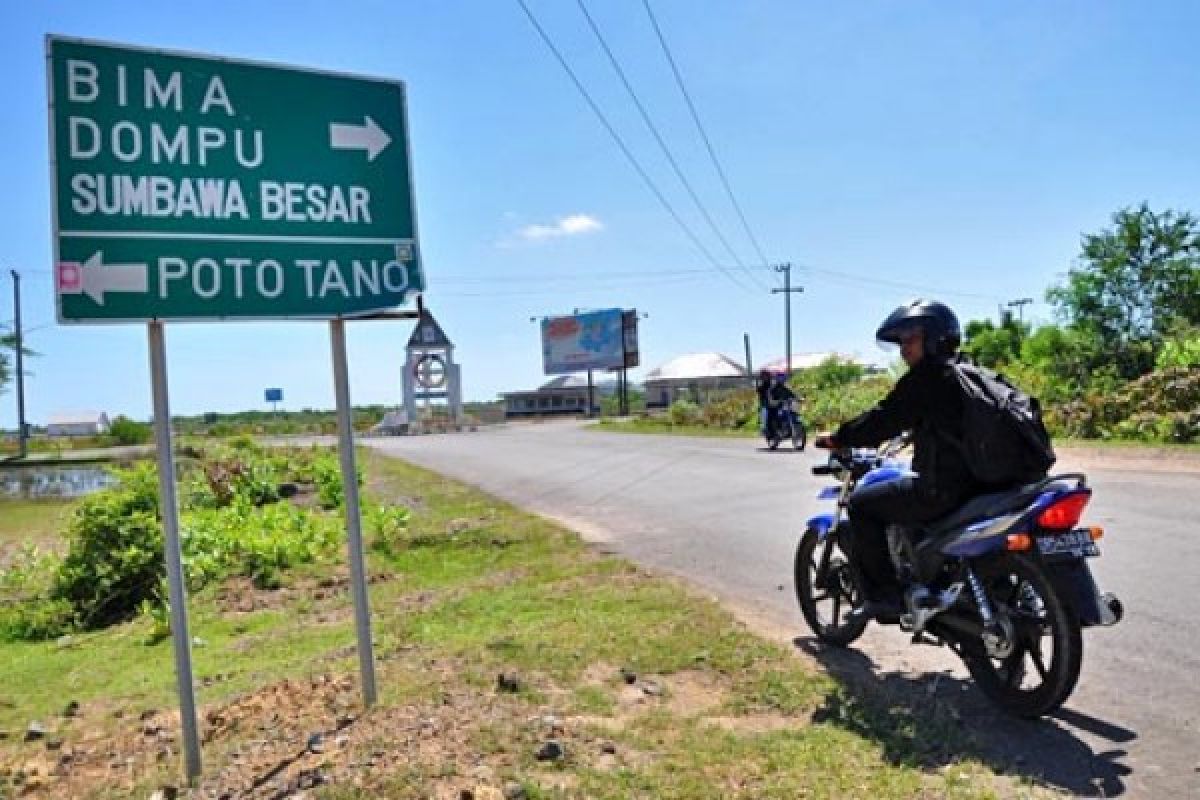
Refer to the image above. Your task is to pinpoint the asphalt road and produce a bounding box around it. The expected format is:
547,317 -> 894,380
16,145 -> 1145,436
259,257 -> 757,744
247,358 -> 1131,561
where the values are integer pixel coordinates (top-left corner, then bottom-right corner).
365,421 -> 1199,798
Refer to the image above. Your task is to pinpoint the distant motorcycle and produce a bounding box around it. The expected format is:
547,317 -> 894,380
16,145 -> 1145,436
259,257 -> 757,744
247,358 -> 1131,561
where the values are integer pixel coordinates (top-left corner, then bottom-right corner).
765,400 -> 807,451
794,438 -> 1122,717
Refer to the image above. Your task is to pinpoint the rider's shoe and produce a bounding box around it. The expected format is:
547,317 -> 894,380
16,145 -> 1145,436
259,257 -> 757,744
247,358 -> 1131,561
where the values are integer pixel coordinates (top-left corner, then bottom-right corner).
847,598 -> 903,625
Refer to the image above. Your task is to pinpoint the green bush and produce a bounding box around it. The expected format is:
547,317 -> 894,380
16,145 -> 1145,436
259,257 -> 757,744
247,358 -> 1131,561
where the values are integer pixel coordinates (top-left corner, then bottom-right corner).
107,415 -> 153,445
1,445 -> 368,641
1157,329 -> 1200,369
366,501 -> 413,556
52,463 -> 163,630
312,453 -> 353,508
666,399 -> 702,426
0,546 -> 75,640
183,501 -> 342,590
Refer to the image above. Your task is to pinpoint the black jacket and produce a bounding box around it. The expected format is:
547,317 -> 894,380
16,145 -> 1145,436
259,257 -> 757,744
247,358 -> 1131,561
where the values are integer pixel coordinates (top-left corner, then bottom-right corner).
766,382 -> 796,408
833,358 -> 978,502
755,377 -> 772,407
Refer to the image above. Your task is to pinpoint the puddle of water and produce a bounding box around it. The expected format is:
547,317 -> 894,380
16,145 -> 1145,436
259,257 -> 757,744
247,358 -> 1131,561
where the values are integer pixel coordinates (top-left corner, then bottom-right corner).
0,465 -> 118,499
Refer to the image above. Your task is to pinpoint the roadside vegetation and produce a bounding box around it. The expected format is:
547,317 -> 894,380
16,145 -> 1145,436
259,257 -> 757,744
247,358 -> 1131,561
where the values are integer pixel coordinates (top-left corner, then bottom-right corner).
602,205 -> 1200,445
0,445 -> 1055,798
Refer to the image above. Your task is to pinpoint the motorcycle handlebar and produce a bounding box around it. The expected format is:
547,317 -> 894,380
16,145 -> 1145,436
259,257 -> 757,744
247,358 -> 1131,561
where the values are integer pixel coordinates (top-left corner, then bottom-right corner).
811,465 -> 835,476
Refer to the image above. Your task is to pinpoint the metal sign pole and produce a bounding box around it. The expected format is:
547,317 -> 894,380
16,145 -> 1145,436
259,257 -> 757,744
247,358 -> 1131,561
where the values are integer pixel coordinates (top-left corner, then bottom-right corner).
147,321 -> 202,781
329,318 -> 378,706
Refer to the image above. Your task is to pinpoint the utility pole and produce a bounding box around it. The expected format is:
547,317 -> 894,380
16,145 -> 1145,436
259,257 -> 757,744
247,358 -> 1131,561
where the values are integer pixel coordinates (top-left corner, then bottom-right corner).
9,270 -> 27,459
770,263 -> 803,376
1007,297 -> 1033,324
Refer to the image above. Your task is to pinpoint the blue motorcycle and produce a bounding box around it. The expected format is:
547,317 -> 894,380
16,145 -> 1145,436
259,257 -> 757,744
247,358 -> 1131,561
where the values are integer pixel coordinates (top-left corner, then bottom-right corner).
765,400 -> 807,451
794,438 -> 1122,717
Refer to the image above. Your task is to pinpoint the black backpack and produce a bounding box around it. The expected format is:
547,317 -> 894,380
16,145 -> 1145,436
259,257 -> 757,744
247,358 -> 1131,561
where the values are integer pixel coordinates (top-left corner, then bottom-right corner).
944,361 -> 1056,486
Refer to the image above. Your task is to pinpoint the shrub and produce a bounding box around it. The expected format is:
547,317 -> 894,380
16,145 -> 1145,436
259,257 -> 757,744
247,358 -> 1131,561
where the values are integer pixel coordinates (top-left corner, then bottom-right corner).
0,546 -> 74,640
52,463 -> 164,630
312,453 -> 352,508
107,415 -> 153,445
365,501 -> 413,556
667,399 -> 702,427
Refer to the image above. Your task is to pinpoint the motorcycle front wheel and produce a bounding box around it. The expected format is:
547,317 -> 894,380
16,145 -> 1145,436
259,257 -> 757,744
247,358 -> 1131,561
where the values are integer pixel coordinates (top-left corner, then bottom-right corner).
791,418 -> 807,451
961,553 -> 1082,718
794,527 -> 867,646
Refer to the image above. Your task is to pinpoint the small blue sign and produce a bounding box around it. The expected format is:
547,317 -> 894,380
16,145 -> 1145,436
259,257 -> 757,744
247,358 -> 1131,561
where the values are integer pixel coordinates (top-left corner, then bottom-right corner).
264,388 -> 284,403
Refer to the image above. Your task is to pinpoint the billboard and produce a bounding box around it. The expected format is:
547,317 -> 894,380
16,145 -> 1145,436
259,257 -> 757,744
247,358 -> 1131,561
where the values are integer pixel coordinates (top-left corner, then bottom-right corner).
621,309 -> 640,369
541,308 -> 626,374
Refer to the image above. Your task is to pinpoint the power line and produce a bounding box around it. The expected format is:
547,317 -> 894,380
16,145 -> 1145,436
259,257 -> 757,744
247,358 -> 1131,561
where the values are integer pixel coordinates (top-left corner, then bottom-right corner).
438,264 -> 770,284
797,264 -> 1002,301
642,0 -> 772,270
513,0 -> 754,293
574,0 -> 765,290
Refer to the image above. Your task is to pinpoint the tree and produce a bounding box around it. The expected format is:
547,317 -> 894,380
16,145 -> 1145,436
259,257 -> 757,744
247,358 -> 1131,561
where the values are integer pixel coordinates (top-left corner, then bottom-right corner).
962,316 -> 1028,368
1047,204 -> 1200,378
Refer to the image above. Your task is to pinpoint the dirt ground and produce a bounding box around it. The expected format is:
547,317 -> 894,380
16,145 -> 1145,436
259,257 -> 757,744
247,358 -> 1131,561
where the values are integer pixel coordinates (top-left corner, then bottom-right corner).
0,657 -> 788,799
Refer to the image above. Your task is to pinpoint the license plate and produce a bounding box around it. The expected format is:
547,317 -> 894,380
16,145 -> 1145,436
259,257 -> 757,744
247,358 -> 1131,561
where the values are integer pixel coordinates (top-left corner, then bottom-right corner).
1037,529 -> 1100,558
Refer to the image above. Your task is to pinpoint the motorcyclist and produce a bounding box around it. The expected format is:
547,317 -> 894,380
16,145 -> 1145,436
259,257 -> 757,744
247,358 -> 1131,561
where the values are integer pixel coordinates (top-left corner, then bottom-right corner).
814,299 -> 981,620
760,370 -> 796,438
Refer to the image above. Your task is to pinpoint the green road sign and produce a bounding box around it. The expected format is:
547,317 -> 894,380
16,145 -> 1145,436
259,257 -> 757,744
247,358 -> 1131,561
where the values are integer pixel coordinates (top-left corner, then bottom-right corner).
47,36 -> 425,323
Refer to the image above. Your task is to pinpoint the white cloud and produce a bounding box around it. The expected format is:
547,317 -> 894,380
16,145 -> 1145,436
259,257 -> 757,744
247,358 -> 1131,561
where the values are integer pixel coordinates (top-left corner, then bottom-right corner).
516,213 -> 604,241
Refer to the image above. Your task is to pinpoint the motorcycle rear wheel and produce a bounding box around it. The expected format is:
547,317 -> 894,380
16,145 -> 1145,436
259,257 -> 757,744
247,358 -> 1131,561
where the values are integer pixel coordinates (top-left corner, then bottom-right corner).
794,527 -> 867,646
961,553 -> 1082,718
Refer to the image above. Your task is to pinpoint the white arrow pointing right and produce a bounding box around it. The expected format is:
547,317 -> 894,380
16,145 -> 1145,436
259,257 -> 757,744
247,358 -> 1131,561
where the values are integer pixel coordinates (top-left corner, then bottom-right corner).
329,115 -> 392,162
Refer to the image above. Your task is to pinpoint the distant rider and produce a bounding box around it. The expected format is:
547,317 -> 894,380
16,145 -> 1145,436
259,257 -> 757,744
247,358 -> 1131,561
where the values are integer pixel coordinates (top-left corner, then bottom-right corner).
762,371 -> 797,438
814,300 -> 982,621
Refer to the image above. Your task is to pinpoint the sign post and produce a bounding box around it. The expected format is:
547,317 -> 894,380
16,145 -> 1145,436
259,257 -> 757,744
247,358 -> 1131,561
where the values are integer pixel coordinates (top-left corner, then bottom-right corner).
147,320 -> 201,779
47,36 -> 426,782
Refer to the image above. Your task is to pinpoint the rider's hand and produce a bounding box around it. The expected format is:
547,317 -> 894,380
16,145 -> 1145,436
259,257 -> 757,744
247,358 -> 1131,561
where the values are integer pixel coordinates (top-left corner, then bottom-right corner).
814,433 -> 838,450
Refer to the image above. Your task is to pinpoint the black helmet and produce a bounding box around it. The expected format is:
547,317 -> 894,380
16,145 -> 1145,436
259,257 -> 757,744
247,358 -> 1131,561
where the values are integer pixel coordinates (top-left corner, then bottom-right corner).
875,299 -> 961,361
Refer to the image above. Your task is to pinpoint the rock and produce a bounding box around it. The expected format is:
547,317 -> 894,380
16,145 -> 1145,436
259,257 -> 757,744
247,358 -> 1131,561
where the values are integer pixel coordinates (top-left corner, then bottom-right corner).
540,715 -> 563,735
45,738 -> 63,751
496,672 -> 521,693
503,782 -> 528,800
148,788 -> 180,800
336,713 -> 356,729
139,709 -> 157,721
295,767 -> 328,789
458,790 -> 475,800
535,740 -> 565,762
62,701 -> 80,718
641,682 -> 664,697
619,668 -> 637,685
24,721 -> 46,741
601,742 -> 617,755
306,733 -> 324,754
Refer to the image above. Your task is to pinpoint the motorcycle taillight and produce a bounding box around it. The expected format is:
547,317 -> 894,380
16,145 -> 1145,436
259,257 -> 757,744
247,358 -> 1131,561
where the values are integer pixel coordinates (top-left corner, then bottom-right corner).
1036,491 -> 1091,530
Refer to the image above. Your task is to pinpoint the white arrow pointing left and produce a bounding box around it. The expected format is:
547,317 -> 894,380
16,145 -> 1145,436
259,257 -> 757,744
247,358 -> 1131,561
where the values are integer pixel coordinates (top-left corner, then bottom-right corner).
58,252 -> 149,305
329,115 -> 392,162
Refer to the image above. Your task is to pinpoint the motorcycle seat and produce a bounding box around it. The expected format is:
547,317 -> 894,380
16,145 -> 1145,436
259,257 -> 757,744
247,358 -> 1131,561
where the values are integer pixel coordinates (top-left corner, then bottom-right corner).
923,479 -> 1062,537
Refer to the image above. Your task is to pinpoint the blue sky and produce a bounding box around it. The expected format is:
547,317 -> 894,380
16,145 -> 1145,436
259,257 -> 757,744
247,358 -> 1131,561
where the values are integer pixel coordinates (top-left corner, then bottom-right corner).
2,1 -> 1198,424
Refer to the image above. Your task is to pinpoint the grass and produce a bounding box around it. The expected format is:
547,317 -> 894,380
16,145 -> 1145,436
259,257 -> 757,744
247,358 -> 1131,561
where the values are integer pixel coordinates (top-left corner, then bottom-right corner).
0,449 -> 1053,799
